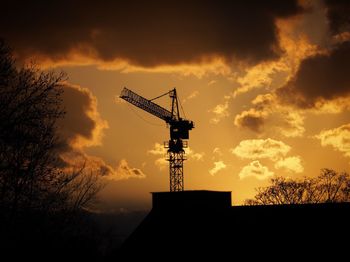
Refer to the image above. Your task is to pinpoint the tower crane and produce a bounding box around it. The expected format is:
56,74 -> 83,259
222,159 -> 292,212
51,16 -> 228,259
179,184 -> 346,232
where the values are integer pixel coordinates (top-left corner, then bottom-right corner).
120,87 -> 194,192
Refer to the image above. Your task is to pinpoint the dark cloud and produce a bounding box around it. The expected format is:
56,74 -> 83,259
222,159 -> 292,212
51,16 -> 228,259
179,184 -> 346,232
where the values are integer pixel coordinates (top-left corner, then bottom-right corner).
234,109 -> 266,132
324,0 -> 350,34
277,41 -> 350,108
0,0 -> 302,66
56,83 -> 108,161
56,84 -> 124,178
131,169 -> 142,176
58,84 -> 97,144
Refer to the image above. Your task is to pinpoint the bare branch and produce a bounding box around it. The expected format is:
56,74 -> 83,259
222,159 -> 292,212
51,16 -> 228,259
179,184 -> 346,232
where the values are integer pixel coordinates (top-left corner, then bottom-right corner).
245,169 -> 350,205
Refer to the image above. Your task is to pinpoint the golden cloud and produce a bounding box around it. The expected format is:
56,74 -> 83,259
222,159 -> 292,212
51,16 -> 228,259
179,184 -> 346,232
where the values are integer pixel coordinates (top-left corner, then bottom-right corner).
37,55 -> 234,78
310,97 -> 350,114
233,60 -> 289,97
232,2 -> 350,138
61,150 -> 146,181
233,138 -> 304,179
238,160 -> 274,180
113,159 -> 146,180
213,147 -> 223,157
316,123 -> 350,158
231,8 -> 320,98
230,6 -> 330,136
275,111 -> 305,138
231,138 -> 291,161
209,100 -> 229,124
209,161 -> 227,176
234,93 -> 305,137
186,147 -> 205,161
183,90 -> 199,104
274,156 -> 304,173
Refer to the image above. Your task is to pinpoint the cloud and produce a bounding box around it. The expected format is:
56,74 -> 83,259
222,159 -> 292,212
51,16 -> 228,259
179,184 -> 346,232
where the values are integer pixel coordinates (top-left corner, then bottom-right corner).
234,42 -> 350,136
274,156 -> 304,173
231,3 -> 321,98
153,158 -> 168,171
58,83 -> 108,148
231,138 -> 291,161
114,58 -> 231,78
61,151 -> 146,181
186,147 -> 205,161
316,123 -> 350,158
233,94 -> 276,132
324,0 -> 350,35
147,143 -> 168,170
209,161 -> 227,176
213,147 -> 223,156
238,160 -> 274,180
182,90 -> 199,104
233,60 -> 288,97
56,83 -> 143,181
60,150 -> 112,176
208,80 -> 217,86
232,138 -> 304,177
277,41 -> 350,108
234,108 -> 267,133
275,111 -> 305,138
232,3 -> 350,135
148,143 -> 166,156
234,93 -> 305,137
113,159 -> 146,180
0,0 -> 302,68
210,100 -> 229,124
310,96 -> 350,114
148,143 -> 204,170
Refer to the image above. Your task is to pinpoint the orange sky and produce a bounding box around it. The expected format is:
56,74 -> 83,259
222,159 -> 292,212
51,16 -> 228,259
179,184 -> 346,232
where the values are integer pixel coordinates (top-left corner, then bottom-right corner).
1,0 -> 350,210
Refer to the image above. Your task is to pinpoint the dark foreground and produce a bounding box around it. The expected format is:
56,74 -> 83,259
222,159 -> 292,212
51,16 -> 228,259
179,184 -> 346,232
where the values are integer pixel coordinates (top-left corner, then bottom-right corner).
120,191 -> 350,260
2,190 -> 349,261
0,209 -> 147,261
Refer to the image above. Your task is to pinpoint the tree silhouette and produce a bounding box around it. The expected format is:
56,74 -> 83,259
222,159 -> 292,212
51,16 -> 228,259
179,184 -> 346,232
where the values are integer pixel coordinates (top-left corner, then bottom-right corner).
245,168 -> 350,205
0,39 -> 107,259
0,38 -> 103,222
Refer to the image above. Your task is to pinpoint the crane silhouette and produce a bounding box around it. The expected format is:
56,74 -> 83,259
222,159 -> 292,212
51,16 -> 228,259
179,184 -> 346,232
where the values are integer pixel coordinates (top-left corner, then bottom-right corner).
120,87 -> 194,192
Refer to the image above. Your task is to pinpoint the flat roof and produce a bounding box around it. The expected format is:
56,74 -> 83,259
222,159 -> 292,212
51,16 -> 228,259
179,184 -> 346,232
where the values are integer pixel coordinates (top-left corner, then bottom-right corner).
151,190 -> 231,194
151,190 -> 232,210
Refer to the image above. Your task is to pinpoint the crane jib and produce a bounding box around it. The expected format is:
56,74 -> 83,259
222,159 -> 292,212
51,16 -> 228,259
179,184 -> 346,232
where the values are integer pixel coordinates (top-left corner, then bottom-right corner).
120,87 -> 173,122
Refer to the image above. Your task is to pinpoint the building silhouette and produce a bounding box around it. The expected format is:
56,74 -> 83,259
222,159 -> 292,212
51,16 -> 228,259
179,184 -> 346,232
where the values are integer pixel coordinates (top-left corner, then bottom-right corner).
120,190 -> 350,259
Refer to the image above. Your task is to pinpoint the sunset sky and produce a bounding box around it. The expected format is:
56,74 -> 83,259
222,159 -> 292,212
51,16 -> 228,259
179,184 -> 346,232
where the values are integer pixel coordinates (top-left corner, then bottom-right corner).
1,0 -> 350,210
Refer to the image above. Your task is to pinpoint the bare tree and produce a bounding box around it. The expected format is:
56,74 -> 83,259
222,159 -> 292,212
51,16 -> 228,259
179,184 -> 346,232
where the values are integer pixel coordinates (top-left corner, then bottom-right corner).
316,168 -> 350,202
49,165 -> 104,212
245,169 -> 350,205
0,39 -> 112,260
0,40 -> 103,219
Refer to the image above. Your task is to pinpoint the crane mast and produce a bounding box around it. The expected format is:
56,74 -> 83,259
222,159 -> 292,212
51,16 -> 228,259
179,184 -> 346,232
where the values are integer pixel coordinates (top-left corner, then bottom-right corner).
120,87 -> 194,192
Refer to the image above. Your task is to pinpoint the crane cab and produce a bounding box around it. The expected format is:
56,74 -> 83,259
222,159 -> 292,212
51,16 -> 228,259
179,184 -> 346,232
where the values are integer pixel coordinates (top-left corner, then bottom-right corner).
170,119 -> 194,140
